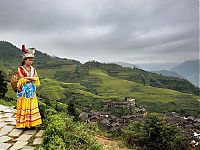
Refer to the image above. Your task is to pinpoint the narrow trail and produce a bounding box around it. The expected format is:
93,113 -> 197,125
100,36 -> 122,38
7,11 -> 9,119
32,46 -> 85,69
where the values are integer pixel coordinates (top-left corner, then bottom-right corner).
95,135 -> 131,150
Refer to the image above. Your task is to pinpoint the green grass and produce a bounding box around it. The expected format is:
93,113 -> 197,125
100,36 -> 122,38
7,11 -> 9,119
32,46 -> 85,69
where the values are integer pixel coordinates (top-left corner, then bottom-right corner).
37,64 -> 76,79
5,76 -> 98,101
38,78 -> 66,100
89,68 -> 181,100
89,68 -> 200,116
0,98 -> 16,107
61,82 -> 86,90
6,83 -> 17,99
38,68 -> 59,78
0,60 -> 20,74
73,89 -> 101,98
38,77 -> 100,100
3,67 -> 200,117
89,68 -> 135,98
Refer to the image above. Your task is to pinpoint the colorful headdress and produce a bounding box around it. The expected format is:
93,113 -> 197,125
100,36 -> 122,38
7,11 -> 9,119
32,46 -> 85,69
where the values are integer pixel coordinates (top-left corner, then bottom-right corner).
22,45 -> 35,59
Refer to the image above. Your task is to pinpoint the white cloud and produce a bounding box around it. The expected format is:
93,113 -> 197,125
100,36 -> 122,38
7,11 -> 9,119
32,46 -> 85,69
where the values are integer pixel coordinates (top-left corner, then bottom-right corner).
0,0 -> 198,63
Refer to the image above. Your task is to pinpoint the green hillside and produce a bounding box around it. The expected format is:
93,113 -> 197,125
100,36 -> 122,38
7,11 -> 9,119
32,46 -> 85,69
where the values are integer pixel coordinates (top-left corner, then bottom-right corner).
88,68 -> 200,116
1,41 -> 200,117
82,61 -> 200,96
8,66 -> 200,117
1,41 -> 199,96
0,41 -> 80,73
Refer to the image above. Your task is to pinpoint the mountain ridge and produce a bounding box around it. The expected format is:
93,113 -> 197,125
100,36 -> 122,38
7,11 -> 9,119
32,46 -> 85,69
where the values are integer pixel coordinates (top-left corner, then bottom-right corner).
116,60 -> 199,87
152,70 -> 183,78
171,59 -> 199,87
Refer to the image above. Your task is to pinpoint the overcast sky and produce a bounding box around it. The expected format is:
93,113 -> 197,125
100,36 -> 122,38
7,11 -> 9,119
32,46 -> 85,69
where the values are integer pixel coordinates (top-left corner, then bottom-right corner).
0,0 -> 199,63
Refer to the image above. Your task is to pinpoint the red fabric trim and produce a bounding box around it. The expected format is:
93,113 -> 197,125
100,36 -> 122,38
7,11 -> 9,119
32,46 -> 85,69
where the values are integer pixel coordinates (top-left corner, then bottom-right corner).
19,66 -> 27,77
16,111 -> 40,116
22,45 -> 27,53
19,66 -> 36,77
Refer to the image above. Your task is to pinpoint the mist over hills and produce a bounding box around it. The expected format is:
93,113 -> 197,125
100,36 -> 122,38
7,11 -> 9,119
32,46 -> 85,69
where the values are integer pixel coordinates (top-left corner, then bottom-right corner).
116,60 -> 199,87
116,61 -> 182,71
115,62 -> 140,69
152,70 -> 183,78
170,59 -> 200,87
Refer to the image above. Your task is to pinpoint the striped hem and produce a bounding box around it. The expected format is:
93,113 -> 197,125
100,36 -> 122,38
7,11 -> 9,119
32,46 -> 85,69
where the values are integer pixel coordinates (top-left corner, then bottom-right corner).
16,117 -> 42,123
16,111 -> 40,116
17,107 -> 39,111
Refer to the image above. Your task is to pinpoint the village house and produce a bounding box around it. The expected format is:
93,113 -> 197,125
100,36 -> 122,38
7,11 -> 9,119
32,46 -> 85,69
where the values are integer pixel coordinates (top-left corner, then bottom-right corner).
101,98 -> 135,108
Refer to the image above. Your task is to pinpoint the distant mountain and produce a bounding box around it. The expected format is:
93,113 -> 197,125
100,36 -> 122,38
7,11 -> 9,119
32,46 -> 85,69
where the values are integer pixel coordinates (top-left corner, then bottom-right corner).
135,62 -> 182,71
116,61 -> 183,72
152,70 -> 183,78
171,60 -> 200,87
117,60 -> 199,87
115,62 -> 140,69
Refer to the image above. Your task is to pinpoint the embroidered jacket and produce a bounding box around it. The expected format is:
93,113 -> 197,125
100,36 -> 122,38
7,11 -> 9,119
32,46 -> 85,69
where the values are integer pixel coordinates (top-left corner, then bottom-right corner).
16,66 -> 40,98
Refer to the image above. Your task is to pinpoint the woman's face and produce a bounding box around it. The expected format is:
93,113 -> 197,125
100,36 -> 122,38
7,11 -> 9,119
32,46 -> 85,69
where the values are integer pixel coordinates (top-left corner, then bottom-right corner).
25,58 -> 34,66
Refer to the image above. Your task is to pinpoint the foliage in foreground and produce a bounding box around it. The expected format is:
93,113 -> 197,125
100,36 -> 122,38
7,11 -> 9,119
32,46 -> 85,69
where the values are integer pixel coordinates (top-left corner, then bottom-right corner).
0,70 -> 8,99
40,103 -> 101,150
110,113 -> 191,150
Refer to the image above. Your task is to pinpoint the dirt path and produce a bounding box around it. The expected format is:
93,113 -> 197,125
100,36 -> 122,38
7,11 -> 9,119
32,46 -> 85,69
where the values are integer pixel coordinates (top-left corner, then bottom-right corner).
95,135 -> 131,150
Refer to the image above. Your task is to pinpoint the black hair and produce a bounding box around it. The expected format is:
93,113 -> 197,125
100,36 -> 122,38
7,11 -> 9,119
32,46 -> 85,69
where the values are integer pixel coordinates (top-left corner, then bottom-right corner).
21,60 -> 25,66
21,58 -> 27,66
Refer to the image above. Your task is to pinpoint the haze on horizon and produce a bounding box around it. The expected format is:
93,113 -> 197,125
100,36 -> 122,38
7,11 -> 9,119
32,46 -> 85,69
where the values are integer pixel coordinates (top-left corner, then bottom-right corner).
0,0 -> 199,64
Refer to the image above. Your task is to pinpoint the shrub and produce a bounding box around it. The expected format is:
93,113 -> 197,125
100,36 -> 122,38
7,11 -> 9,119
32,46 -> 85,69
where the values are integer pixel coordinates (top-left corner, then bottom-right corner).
55,102 -> 67,112
0,70 -> 8,98
67,100 -> 77,118
44,107 -> 57,120
143,113 -> 179,149
170,136 -> 191,150
42,108 -> 101,150
120,113 -> 190,150
46,135 -> 66,150
38,101 -> 46,119
122,122 -> 146,147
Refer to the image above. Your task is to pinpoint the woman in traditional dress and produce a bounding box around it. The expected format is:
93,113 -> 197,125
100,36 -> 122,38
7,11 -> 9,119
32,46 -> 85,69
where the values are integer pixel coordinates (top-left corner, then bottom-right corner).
16,45 -> 42,129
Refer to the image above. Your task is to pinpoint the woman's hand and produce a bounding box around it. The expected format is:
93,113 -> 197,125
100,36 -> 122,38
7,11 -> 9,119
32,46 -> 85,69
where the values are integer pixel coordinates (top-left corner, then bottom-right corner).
25,77 -> 36,81
26,79 -> 32,83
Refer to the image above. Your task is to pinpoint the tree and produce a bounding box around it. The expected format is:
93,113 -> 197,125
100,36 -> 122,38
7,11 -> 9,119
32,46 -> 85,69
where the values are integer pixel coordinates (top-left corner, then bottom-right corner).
141,75 -> 146,85
0,71 -> 8,99
124,113 -> 191,149
67,99 -> 76,117
144,113 -> 177,149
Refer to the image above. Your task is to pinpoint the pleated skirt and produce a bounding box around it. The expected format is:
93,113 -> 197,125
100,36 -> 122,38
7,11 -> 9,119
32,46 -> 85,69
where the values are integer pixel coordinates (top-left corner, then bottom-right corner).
16,94 -> 42,128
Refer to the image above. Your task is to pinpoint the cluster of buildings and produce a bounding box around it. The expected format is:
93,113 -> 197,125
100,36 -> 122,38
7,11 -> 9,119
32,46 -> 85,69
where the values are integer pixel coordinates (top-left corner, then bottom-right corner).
166,112 -> 200,148
79,98 -> 146,131
79,98 -> 200,148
